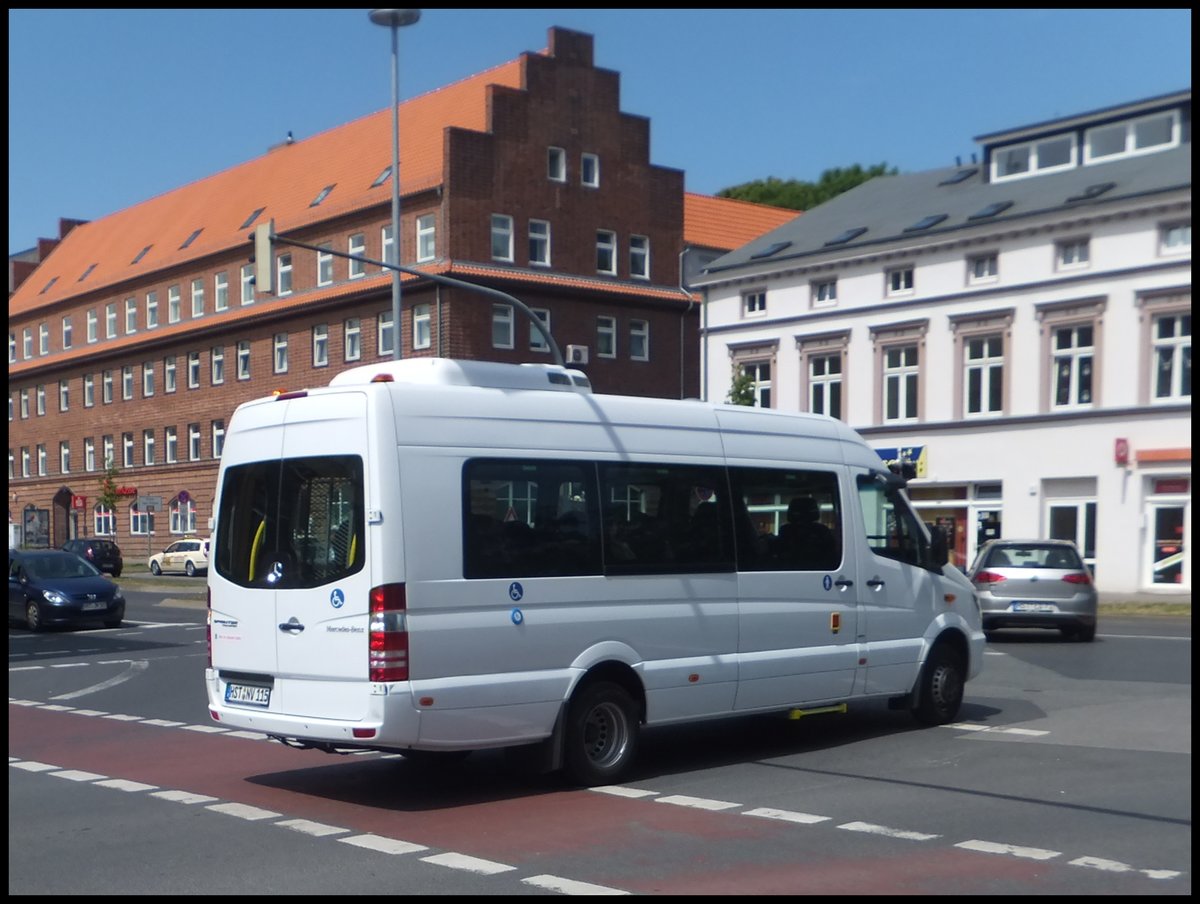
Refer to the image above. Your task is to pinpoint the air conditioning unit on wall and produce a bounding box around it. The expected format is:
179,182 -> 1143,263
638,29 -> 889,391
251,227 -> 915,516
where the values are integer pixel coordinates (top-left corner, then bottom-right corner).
566,344 -> 589,365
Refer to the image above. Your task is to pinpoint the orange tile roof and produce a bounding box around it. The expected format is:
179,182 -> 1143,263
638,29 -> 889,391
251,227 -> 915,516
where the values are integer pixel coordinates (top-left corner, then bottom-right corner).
10,57 -> 527,317
683,191 -> 801,251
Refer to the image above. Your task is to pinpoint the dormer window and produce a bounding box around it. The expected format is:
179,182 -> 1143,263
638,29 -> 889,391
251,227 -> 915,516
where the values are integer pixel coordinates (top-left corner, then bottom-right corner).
991,134 -> 1076,182
1084,109 -> 1179,164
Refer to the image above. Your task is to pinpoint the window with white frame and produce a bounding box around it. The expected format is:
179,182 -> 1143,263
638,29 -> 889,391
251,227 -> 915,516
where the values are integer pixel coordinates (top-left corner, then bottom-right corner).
84,374 -> 94,408
23,327 -> 32,358
164,356 -> 176,393
21,447 -> 30,478
143,429 -> 155,466
59,379 -> 69,412
529,219 -> 551,266
547,146 -> 566,182
171,497 -> 197,534
62,316 -> 73,349
122,365 -> 134,400
491,215 -> 514,262
191,278 -> 205,317
19,389 -> 27,418
146,291 -> 159,327
237,341 -> 251,380
530,308 -> 550,353
412,306 -> 430,350
168,285 -> 181,323
349,234 -> 366,278
188,352 -> 201,389
1051,324 -> 1094,409
85,438 -> 95,472
312,324 -> 329,367
36,385 -> 45,416
143,362 -> 154,397
274,333 -> 289,373
212,420 -> 225,458
378,311 -> 394,356
743,290 -> 767,317
597,315 -> 616,358
95,504 -> 115,537
188,424 -> 201,462
124,297 -> 137,333
10,332 -> 17,363
1056,237 -> 1090,270
211,346 -> 225,384
277,254 -> 293,295
130,503 -> 151,536
492,304 -> 514,349
381,225 -> 395,268
215,271 -> 229,311
60,441 -> 70,474
102,436 -> 113,468
416,214 -> 436,262
1160,221 -> 1191,255
87,310 -> 98,343
812,279 -> 838,307
741,360 -> 772,408
122,433 -> 134,468
1084,109 -> 1179,164
630,235 -> 649,279
165,426 -> 178,464
809,353 -> 843,419
317,245 -> 333,286
1152,311 -> 1191,403
964,334 -> 1004,416
629,319 -> 649,361
991,134 -> 1076,181
967,252 -> 999,284
596,230 -> 616,274
106,303 -> 118,338
102,371 -> 113,404
886,266 -> 914,297
241,264 -> 255,304
581,153 -> 599,187
39,323 -> 49,354
344,319 -> 362,361
883,345 -> 920,423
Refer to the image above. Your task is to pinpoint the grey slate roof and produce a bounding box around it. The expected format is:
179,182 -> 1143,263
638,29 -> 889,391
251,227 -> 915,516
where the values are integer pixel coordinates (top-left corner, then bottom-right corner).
700,144 -> 1191,278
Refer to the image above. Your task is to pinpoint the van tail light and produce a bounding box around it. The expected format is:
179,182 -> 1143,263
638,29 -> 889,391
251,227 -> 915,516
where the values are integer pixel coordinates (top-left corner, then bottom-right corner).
369,583 -> 408,682
974,571 -> 1007,584
1062,572 -> 1092,585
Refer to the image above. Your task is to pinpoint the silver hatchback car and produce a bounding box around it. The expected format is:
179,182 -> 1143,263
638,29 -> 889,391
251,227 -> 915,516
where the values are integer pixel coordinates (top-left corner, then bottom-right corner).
969,539 -> 1098,641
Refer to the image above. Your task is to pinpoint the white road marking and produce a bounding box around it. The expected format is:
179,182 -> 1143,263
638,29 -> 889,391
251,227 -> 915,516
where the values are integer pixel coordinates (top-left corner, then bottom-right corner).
338,834 -> 428,855
51,769 -> 108,782
957,839 -> 1061,860
522,875 -> 630,895
276,818 -> 350,837
96,779 -> 159,793
150,790 -> 219,805
50,660 -> 148,701
838,820 -> 940,841
420,852 -> 517,874
591,784 -> 659,799
655,794 -> 740,811
744,807 -> 831,825
206,802 -> 280,821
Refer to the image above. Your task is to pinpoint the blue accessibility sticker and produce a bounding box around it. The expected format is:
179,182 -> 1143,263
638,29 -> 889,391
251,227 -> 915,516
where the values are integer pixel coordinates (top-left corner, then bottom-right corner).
822,574 -> 833,592
330,588 -> 345,609
508,581 -> 524,602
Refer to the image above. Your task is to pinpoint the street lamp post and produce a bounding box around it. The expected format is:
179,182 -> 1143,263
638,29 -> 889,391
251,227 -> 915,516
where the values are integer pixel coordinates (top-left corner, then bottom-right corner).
369,9 -> 421,360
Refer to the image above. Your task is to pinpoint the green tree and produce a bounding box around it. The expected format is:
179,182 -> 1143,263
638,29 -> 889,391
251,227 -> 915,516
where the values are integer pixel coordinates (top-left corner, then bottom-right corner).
98,457 -> 119,513
717,163 -> 897,211
726,365 -> 756,406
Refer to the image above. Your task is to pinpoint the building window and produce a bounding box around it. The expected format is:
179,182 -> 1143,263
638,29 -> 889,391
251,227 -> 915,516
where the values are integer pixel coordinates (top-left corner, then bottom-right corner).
95,504 -> 115,537
344,319 -> 362,361
529,308 -> 550,353
492,304 -> 514,349
122,433 -> 134,468
491,215 -> 514,262
59,379 -> 69,412
10,332 -> 17,363
547,146 -> 566,182
143,362 -> 155,397
165,427 -> 178,464
23,327 -> 32,358
1084,109 -> 1179,164
188,351 -> 201,389
211,346 -> 225,384
274,333 -> 289,373
1056,238 -> 1090,271
171,496 -> 197,534
991,134 -> 1076,181
143,429 -> 155,466
146,291 -> 159,327
381,225 -> 395,268
237,341 -> 251,380
377,311 -> 394,357
191,278 -> 205,317
277,254 -> 293,295
965,334 -> 1004,416
62,316 -> 73,349
743,291 -> 767,317
215,271 -> 229,311
131,503 -> 152,537
34,385 -> 45,416
596,230 -> 617,274
60,441 -> 70,475
317,244 -> 333,286
809,353 -> 842,419
741,361 -> 772,408
20,389 -> 28,419
85,438 -> 95,472
1051,325 -> 1094,409
168,285 -> 181,323
581,153 -> 599,188
122,366 -> 134,401
87,310 -> 98,343
883,345 -> 920,423
212,420 -> 225,459
39,323 -> 49,355
1160,221 -> 1191,255
102,435 -> 113,469
21,447 -> 30,478
188,424 -> 201,462
629,235 -> 649,280
597,316 -> 617,358
349,233 -> 366,279
164,356 -> 176,393
416,214 -> 436,262
812,280 -> 837,307
967,253 -> 999,284
241,264 -> 255,304
412,307 -> 430,351
102,371 -> 113,404
629,319 -> 649,361
886,266 -> 914,297
83,375 -> 95,408
312,324 -> 329,367
529,219 -> 551,267
121,297 -> 135,334
1152,312 -> 1191,403
106,303 -> 118,338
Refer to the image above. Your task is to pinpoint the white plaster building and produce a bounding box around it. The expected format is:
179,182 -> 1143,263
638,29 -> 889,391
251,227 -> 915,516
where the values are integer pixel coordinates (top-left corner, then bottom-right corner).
695,91 -> 1190,598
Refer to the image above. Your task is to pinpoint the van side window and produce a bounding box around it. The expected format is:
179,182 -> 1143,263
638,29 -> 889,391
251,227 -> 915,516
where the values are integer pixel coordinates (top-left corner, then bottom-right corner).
856,474 -> 927,568
463,459 -> 601,578
598,463 -> 733,574
729,467 -> 842,571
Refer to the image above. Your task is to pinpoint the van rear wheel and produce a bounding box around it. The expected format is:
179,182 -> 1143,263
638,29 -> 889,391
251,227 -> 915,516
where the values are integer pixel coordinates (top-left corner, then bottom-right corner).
912,645 -> 965,726
562,681 -> 639,786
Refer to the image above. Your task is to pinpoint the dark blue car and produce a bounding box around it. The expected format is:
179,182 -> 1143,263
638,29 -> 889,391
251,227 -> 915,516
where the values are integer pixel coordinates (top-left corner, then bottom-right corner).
8,549 -> 126,631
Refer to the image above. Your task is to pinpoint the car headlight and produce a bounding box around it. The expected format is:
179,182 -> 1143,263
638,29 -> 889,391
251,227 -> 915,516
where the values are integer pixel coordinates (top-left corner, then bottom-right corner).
42,590 -> 68,604
114,592 -> 125,603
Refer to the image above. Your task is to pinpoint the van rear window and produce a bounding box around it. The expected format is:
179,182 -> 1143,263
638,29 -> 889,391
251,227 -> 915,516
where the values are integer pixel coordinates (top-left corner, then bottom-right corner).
214,455 -> 365,588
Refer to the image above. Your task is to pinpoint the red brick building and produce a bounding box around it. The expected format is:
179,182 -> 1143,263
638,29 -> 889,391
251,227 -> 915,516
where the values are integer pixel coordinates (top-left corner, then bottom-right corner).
8,27 -> 797,551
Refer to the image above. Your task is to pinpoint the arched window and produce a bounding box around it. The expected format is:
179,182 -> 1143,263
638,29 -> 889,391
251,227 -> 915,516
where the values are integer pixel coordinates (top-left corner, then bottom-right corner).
170,496 -> 196,535
94,503 -> 115,537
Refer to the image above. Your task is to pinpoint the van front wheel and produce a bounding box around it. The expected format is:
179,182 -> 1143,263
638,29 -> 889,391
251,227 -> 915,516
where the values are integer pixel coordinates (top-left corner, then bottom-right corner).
912,645 -> 965,726
562,681 -> 639,786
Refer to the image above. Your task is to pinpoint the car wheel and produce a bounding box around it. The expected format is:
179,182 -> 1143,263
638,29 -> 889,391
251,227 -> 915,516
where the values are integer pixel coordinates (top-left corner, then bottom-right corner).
104,609 -> 124,629
150,561 -> 162,576
25,601 -> 44,633
112,569 -> 122,578
185,560 -> 196,577
562,680 -> 640,786
1075,623 -> 1096,642
912,644 -> 965,726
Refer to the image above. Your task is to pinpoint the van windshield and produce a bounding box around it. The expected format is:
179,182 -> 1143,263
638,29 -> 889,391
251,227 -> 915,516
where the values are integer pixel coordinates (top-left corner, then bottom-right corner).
214,455 -> 365,589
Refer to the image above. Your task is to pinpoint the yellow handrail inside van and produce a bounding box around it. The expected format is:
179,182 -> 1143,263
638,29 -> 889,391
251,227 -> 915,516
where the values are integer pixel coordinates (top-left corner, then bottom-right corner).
249,520 -> 266,580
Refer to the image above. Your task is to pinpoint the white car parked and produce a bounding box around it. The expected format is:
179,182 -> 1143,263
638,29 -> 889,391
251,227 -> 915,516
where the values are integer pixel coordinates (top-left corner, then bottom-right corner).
148,537 -> 210,576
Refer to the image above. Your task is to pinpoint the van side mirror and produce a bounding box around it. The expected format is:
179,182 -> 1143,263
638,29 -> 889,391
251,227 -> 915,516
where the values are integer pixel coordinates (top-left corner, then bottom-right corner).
928,525 -> 949,569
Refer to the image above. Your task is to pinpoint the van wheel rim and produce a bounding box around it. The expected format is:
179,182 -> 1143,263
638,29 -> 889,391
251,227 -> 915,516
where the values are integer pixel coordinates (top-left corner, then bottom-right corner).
584,701 -> 630,768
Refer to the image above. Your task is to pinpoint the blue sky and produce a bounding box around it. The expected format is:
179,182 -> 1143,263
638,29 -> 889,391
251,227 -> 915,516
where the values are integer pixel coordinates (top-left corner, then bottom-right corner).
8,8 -> 1192,255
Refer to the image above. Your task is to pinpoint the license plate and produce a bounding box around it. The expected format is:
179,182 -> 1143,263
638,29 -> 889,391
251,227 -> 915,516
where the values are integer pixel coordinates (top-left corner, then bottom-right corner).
225,683 -> 271,708
81,601 -> 106,611
1012,602 -> 1057,613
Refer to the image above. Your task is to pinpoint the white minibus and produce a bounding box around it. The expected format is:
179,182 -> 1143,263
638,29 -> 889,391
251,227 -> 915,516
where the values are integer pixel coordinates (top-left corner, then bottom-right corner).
206,358 -> 985,784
